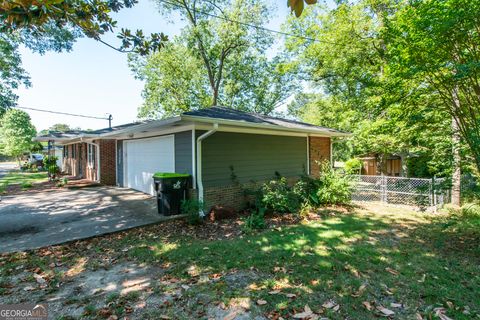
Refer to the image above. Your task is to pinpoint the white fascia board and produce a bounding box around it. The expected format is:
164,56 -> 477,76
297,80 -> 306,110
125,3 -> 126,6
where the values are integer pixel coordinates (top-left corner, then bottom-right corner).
182,115 -> 351,137
99,116 -> 183,138
113,124 -> 195,141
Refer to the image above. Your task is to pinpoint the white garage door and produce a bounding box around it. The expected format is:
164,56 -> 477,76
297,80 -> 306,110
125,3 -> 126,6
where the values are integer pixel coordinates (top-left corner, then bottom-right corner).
124,135 -> 175,195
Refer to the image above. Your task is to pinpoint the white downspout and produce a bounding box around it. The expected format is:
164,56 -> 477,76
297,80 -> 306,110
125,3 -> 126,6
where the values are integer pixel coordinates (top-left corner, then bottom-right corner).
196,123 -> 218,215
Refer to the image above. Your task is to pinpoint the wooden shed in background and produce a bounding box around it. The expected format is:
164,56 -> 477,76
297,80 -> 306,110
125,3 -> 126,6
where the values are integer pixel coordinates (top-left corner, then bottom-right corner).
359,154 -> 402,176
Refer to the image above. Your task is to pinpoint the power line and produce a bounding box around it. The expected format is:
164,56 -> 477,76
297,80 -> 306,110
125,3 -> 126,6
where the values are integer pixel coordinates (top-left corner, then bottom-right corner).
15,106 -> 110,120
157,0 -> 330,44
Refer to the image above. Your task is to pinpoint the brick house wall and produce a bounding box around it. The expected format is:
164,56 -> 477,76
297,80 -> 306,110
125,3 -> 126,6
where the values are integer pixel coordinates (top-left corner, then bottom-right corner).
61,139 -> 116,185
309,136 -> 331,177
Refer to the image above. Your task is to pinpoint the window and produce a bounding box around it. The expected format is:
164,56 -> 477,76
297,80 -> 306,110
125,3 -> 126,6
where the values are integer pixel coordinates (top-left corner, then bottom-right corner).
72,145 -> 76,158
87,144 -> 96,168
63,146 -> 68,158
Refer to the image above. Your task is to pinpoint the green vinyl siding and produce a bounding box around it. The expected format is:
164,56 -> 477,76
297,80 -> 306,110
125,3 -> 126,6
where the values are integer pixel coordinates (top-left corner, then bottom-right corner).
174,130 -> 193,175
202,132 -> 307,187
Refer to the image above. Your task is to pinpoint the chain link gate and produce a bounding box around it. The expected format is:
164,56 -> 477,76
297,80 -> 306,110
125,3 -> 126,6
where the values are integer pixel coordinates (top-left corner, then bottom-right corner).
350,175 -> 449,209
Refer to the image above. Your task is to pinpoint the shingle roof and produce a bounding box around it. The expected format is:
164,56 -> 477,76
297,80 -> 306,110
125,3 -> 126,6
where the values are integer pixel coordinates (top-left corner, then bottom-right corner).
183,106 -> 347,134
37,121 -> 147,139
37,106 -> 349,141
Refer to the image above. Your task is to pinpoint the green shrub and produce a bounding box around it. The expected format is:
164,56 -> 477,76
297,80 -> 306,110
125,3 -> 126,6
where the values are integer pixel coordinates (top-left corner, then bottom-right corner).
243,207 -> 266,231
43,155 -> 59,177
443,202 -> 480,236
260,177 -> 300,213
21,182 -> 33,189
316,161 -> 353,205
344,158 -> 363,174
181,199 -> 204,225
292,175 -> 321,206
0,182 -> 8,193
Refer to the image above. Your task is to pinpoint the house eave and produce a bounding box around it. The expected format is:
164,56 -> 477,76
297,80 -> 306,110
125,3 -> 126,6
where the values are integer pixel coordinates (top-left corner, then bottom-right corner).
181,115 -> 351,137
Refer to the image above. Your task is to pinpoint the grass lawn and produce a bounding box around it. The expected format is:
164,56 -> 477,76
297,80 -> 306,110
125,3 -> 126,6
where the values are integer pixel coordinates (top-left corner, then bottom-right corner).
0,204 -> 478,319
0,171 -> 48,186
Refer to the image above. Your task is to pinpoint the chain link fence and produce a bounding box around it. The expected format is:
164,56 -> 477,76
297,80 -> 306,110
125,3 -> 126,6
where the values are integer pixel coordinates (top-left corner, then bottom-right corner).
350,175 -> 450,209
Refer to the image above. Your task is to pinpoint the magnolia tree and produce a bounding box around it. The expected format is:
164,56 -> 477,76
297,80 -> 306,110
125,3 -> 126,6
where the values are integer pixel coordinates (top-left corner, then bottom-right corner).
0,109 -> 36,163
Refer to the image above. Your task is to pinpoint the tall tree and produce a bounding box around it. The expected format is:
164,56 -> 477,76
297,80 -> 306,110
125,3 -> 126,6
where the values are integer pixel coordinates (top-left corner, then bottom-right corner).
131,0 -> 295,118
386,0 -> 480,174
0,109 -> 36,162
284,1 -> 455,177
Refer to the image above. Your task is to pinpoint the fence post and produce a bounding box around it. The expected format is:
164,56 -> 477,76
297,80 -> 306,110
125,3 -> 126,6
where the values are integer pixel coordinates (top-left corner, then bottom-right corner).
381,174 -> 387,203
432,176 -> 436,212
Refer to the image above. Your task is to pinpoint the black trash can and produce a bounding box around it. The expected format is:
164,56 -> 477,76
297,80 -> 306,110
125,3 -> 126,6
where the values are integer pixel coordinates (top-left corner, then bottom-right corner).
153,173 -> 191,215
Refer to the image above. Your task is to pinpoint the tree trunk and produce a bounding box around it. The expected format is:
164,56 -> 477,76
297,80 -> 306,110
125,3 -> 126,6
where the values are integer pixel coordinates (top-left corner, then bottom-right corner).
377,153 -> 387,175
399,153 -> 408,177
451,89 -> 462,207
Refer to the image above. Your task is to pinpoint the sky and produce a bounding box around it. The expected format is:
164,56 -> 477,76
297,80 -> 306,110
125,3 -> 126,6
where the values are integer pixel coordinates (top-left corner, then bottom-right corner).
16,1 -> 291,132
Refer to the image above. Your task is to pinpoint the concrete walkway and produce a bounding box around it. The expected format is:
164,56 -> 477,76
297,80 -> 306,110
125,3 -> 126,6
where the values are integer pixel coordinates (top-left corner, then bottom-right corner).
0,187 -> 168,253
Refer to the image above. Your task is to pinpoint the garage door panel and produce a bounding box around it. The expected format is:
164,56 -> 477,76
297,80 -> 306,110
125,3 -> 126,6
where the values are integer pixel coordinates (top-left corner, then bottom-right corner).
124,136 -> 175,195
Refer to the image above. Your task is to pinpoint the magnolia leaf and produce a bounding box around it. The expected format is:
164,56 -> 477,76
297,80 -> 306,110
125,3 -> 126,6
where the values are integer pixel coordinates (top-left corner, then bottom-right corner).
257,299 -> 267,305
376,306 -> 395,316
293,304 -> 315,319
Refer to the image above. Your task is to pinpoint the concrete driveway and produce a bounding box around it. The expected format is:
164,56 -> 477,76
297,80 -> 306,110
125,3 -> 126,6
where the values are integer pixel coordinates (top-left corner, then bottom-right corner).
0,162 -> 17,179
0,187 -> 167,253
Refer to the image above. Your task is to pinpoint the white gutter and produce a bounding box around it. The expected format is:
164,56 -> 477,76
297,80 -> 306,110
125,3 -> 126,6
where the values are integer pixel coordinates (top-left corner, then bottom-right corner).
196,123 -> 218,215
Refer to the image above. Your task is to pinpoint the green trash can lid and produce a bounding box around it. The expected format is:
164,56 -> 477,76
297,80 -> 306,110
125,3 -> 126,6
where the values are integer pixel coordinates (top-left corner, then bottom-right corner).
153,172 -> 191,179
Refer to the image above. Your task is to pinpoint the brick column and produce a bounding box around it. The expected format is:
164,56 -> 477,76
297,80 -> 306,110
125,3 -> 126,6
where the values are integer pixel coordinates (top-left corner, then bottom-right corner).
99,139 -> 117,185
309,137 -> 331,177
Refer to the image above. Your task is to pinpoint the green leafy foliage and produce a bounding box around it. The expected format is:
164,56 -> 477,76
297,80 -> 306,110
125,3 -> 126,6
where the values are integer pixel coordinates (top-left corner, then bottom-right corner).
243,207 -> 266,231
260,177 -> 300,214
0,109 -> 36,160
443,202 -> 480,238
130,0 -> 296,118
386,0 -> 480,173
284,2 -> 455,178
315,162 -> 353,205
1,0 -> 166,55
181,199 -> 204,225
255,167 -> 352,214
344,158 -> 362,175
43,155 -> 59,177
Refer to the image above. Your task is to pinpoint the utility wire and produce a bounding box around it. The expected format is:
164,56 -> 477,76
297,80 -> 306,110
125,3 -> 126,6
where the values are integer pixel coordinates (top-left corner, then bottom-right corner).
157,0 -> 329,44
15,106 -> 110,120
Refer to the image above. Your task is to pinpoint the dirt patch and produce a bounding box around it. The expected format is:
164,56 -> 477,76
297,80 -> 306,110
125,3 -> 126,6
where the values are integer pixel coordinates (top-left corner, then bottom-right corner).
0,259 -> 269,319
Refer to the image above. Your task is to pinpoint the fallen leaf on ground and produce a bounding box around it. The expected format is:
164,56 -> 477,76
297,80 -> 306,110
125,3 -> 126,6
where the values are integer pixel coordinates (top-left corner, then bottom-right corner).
33,273 -> 46,285
376,305 -> 395,316
418,274 -> 426,283
293,305 -> 314,319
285,293 -> 297,298
385,267 -> 399,276
322,300 -> 337,309
352,284 -> 367,297
257,299 -> 267,305
415,313 -> 423,320
223,310 -> 239,320
363,301 -> 373,311
390,303 -> 403,308
268,290 -> 280,295
434,307 -> 453,320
